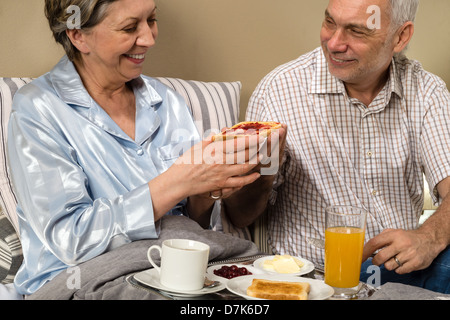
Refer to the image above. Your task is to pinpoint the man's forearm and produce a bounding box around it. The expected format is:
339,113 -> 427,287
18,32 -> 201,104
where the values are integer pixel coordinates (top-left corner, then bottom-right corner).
222,175 -> 275,228
187,195 -> 216,229
417,177 -> 450,254
419,195 -> 450,251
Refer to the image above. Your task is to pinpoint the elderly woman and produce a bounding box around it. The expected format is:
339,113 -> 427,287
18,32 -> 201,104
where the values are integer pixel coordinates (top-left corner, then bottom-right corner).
7,0 -> 261,295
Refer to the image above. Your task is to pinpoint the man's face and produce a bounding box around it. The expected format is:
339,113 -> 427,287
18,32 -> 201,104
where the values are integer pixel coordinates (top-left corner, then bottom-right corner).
320,0 -> 396,86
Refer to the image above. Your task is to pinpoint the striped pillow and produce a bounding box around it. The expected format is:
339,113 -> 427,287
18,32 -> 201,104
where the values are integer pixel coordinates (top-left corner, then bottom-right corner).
155,77 -> 241,136
0,214 -> 22,284
0,78 -> 33,233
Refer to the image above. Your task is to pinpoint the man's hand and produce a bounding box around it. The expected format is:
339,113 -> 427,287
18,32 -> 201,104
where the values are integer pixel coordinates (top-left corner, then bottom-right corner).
362,228 -> 442,274
363,177 -> 450,274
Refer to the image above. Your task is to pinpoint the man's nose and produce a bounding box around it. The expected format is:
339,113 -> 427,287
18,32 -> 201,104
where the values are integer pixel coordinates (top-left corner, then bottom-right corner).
327,29 -> 348,53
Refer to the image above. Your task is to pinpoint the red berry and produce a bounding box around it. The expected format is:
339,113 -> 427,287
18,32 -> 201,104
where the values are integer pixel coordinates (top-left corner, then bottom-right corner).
213,265 -> 251,279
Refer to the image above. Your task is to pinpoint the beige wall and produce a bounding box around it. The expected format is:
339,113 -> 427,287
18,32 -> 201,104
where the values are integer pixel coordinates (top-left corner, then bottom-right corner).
1,0 -> 449,120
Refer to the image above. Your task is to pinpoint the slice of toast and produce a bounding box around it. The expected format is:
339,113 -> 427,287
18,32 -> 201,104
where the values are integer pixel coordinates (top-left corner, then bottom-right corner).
246,278 -> 310,300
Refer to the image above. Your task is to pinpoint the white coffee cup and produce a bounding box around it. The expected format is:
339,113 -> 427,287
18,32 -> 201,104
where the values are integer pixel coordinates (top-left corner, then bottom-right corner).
147,239 -> 210,291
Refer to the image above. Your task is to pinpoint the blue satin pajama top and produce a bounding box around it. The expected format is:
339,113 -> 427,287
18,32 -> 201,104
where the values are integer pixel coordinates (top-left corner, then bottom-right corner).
7,56 -> 201,295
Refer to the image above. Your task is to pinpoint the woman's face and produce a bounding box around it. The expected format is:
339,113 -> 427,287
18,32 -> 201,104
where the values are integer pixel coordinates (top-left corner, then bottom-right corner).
77,0 -> 158,85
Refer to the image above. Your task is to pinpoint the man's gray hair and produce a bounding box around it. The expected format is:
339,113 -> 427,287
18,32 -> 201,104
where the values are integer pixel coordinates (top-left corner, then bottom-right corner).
387,0 -> 419,56
389,0 -> 420,28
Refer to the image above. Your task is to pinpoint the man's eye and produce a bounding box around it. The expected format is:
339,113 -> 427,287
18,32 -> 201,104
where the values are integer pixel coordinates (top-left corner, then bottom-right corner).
351,29 -> 365,36
325,18 -> 334,25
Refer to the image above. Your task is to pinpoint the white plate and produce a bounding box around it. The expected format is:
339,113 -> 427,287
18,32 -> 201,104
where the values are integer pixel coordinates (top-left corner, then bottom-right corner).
207,263 -> 264,282
253,255 -> 315,276
226,274 -> 334,300
133,268 -> 226,297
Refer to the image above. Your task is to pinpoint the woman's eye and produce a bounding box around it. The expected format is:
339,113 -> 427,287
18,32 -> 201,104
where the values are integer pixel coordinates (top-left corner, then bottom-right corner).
148,18 -> 158,26
123,26 -> 137,33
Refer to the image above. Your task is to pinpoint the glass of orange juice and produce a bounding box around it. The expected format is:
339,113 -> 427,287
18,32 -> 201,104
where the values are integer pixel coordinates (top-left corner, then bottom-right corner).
325,205 -> 368,299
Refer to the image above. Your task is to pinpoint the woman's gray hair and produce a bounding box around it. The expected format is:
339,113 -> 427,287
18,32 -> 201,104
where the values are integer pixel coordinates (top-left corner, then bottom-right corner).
45,0 -> 118,61
389,0 -> 420,28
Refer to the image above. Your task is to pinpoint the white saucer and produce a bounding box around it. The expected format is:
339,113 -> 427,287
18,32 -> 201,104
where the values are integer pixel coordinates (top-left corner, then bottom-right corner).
133,268 -> 226,297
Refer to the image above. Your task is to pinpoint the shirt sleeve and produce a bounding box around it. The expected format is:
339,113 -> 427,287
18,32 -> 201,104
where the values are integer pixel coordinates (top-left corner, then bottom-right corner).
420,79 -> 450,204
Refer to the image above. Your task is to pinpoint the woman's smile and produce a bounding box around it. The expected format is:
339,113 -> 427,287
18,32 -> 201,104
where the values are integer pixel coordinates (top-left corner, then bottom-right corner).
124,53 -> 146,64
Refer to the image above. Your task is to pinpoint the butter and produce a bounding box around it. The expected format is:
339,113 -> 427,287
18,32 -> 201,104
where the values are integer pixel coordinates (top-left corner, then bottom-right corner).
262,255 -> 304,273
262,259 -> 275,271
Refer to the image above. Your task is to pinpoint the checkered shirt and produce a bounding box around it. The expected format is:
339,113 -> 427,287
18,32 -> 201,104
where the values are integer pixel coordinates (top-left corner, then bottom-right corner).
246,47 -> 450,266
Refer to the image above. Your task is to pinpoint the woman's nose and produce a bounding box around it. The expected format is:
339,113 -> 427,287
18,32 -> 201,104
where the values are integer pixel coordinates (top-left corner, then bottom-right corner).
137,23 -> 157,48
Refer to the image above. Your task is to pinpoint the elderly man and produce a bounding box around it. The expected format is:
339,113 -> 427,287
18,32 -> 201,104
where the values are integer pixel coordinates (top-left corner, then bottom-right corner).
223,0 -> 449,293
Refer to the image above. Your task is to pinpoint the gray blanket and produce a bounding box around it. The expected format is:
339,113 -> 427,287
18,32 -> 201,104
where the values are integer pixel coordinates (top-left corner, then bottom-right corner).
27,215 -> 260,300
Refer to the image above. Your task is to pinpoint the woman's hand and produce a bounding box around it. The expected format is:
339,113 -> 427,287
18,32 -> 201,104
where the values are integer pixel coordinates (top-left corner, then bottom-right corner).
174,136 -> 263,197
148,136 -> 263,220
221,125 -> 288,228
180,136 -> 265,227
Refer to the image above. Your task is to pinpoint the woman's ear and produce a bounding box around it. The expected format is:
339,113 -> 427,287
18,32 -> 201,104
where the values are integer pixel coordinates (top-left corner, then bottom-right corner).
393,21 -> 414,54
66,29 -> 90,54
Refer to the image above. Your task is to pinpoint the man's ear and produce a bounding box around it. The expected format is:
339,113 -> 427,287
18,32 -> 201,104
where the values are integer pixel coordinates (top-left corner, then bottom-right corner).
66,29 -> 90,54
393,21 -> 414,54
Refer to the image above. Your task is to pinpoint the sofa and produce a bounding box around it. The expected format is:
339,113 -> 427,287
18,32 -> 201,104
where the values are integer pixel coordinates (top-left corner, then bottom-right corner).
0,76 -> 268,299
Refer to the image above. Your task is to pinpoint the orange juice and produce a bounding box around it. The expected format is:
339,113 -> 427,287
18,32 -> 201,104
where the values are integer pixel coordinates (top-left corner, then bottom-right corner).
325,226 -> 365,288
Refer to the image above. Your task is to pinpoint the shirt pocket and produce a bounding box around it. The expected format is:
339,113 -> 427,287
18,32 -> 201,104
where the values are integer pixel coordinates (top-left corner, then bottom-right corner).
156,141 -> 194,171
